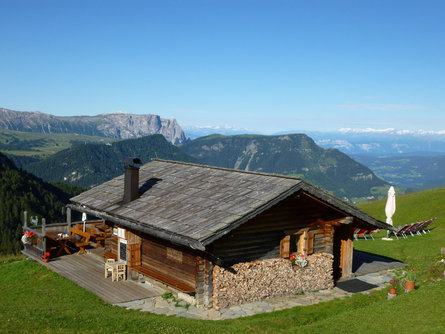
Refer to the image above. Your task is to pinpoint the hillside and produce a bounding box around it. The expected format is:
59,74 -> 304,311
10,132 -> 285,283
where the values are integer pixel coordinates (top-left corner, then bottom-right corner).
0,108 -> 189,144
0,128 -> 120,160
22,134 -> 198,188
0,153 -> 82,254
181,134 -> 390,200
353,154 -> 445,190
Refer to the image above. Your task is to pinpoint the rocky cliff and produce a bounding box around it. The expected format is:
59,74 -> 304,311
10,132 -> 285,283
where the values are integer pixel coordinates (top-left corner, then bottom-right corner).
0,108 -> 189,144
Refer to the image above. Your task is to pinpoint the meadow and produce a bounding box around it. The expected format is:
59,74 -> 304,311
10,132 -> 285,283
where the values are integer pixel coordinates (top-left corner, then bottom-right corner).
1,188 -> 444,333
0,129 -> 119,158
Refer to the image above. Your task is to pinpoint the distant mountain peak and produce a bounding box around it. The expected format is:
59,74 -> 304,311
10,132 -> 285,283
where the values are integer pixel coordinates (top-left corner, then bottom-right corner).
0,107 -> 189,144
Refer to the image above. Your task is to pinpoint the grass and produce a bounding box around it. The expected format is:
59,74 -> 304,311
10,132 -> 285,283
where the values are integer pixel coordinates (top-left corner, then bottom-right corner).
1,188 -> 445,333
356,188 -> 445,283
0,128 -> 120,158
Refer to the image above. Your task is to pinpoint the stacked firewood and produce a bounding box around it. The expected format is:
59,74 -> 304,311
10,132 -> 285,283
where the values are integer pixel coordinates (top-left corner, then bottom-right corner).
212,253 -> 334,309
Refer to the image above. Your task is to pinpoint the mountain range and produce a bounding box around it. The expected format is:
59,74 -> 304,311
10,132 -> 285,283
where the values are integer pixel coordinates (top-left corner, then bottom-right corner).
0,108 -> 189,144
6,106 -> 445,194
181,134 -> 389,200
306,129 -> 445,156
21,134 -> 198,188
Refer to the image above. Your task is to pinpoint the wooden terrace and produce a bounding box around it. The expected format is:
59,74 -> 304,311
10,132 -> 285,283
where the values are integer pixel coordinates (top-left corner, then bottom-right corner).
24,250 -> 162,304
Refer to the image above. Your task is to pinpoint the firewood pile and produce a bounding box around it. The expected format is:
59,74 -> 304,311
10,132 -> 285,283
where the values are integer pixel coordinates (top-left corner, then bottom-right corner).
212,253 -> 334,309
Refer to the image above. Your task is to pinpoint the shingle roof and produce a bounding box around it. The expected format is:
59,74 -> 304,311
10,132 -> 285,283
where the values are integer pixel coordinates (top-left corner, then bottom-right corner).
69,159 -> 389,250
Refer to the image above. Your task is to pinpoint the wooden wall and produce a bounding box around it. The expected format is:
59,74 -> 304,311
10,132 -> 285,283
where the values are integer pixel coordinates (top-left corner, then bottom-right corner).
212,192 -> 344,265
104,221 -> 117,256
140,234 -> 198,289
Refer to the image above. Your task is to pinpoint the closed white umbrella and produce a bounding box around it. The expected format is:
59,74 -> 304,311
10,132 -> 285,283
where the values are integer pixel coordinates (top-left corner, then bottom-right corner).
384,186 -> 396,240
82,212 -> 87,232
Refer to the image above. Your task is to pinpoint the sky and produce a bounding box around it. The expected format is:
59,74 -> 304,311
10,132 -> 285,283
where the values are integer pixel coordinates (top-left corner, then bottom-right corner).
1,0 -> 445,134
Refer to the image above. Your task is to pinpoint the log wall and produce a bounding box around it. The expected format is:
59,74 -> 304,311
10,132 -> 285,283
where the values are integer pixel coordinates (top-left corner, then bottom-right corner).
212,194 -> 342,265
140,234 -> 198,289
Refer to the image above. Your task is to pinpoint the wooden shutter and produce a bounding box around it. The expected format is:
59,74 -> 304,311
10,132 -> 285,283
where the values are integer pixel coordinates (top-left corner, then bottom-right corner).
307,233 -> 314,255
297,231 -> 315,256
280,235 -> 290,258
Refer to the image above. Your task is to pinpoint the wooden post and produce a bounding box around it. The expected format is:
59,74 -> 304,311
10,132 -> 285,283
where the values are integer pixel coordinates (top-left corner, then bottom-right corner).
340,225 -> 354,278
67,207 -> 71,235
23,211 -> 28,228
42,218 -> 46,253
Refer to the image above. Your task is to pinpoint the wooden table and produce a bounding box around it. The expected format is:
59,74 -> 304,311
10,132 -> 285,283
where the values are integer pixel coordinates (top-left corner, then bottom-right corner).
46,231 -> 75,257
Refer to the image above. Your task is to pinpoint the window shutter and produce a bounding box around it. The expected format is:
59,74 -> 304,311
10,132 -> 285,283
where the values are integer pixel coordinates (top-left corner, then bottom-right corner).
307,233 -> 314,255
280,235 -> 290,258
297,231 -> 315,256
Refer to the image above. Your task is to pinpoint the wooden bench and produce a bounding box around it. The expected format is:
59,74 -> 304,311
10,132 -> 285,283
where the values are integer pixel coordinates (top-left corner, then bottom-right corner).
70,228 -> 91,255
133,265 -> 195,293
74,224 -> 105,248
84,226 -> 105,248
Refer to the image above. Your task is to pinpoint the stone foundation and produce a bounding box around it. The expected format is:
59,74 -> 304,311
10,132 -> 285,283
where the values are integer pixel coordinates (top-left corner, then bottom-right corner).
212,253 -> 334,309
196,257 -> 213,308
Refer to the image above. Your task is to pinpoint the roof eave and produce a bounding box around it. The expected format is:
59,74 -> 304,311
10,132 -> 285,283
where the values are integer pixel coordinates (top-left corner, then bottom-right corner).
67,203 -> 206,251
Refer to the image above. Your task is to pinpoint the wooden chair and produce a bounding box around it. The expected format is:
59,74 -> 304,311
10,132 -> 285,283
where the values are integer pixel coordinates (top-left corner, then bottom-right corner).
113,263 -> 126,282
104,259 -> 115,278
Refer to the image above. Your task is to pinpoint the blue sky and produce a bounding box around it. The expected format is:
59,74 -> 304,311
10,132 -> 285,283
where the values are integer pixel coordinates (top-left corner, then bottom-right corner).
1,0 -> 445,133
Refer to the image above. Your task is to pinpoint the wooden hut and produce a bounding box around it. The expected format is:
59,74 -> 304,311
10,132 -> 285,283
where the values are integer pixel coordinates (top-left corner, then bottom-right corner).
68,159 -> 391,308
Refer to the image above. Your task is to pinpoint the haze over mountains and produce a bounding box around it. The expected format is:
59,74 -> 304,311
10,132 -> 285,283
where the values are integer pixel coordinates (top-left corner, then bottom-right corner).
299,129 -> 445,156
186,125 -> 445,156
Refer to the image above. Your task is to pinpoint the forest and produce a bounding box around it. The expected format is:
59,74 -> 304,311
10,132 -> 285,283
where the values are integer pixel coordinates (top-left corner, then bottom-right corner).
0,153 -> 82,254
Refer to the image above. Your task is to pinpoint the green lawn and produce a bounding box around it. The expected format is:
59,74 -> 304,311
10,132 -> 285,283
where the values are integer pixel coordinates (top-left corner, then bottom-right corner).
1,188 -> 444,333
0,128 -> 119,158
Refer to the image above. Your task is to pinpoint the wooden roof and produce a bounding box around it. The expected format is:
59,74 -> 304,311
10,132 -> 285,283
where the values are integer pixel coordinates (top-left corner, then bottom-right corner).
69,159 -> 389,250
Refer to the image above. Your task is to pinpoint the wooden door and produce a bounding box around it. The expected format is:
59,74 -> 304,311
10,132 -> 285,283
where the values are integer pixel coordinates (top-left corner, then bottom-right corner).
129,243 -> 141,268
333,224 -> 354,280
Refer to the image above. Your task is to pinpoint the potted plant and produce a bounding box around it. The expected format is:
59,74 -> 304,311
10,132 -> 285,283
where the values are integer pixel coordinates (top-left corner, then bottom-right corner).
41,252 -> 50,263
290,254 -> 308,268
389,279 -> 399,295
404,269 -> 417,292
21,231 -> 37,245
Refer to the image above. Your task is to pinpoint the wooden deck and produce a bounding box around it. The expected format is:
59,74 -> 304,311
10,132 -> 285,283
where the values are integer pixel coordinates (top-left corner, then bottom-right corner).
27,252 -> 162,304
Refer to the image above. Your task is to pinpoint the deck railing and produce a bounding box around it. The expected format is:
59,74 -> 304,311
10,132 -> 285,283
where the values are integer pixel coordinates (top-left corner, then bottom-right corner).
22,210 -> 107,259
22,211 -> 71,257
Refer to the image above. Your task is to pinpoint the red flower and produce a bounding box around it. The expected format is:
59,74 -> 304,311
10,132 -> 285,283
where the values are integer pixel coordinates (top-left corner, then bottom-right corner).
300,254 -> 305,258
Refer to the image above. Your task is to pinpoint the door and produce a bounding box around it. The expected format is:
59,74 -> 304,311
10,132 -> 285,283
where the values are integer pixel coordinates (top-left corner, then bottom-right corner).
333,224 -> 354,280
129,243 -> 141,268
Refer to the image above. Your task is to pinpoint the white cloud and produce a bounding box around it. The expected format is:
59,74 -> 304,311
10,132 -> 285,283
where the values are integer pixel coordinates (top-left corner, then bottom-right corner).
338,128 -> 445,136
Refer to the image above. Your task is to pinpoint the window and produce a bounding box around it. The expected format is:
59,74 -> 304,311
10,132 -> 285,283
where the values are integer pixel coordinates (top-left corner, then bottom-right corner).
119,239 -> 127,262
280,230 -> 314,258
118,227 -> 126,239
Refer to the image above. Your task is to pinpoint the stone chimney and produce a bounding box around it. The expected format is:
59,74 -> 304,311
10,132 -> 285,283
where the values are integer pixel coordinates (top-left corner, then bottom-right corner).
123,157 -> 142,203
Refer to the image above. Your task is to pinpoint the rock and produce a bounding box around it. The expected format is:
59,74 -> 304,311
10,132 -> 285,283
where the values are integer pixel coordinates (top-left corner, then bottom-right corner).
0,108 -> 189,144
